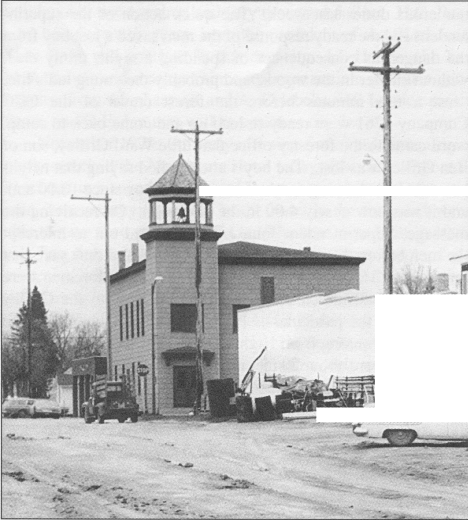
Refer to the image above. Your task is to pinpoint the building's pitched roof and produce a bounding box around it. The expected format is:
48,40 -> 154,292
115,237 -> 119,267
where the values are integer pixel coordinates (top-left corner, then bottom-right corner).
144,154 -> 209,194
218,241 -> 366,266
110,241 -> 366,283
110,259 -> 146,284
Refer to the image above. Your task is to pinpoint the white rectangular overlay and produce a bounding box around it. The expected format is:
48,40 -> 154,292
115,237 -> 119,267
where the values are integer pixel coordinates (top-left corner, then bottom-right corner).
318,295 -> 468,423
201,186 -> 468,197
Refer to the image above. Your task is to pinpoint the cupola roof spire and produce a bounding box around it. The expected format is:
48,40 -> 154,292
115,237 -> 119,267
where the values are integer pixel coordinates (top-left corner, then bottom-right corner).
144,154 -> 209,195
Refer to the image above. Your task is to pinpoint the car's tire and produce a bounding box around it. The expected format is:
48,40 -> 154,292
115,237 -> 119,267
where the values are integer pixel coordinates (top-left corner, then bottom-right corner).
17,410 -> 27,419
53,414 -> 60,419
97,410 -> 105,424
386,429 -> 416,446
118,417 -> 126,423
131,414 -> 138,423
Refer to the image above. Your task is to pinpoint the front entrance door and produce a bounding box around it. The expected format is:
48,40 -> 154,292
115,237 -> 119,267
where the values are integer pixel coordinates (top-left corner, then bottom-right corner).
173,366 -> 197,408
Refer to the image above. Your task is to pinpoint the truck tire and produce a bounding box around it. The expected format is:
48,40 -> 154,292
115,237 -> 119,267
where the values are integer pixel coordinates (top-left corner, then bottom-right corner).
98,410 -> 105,424
118,417 -> 126,423
386,429 -> 416,446
131,414 -> 138,423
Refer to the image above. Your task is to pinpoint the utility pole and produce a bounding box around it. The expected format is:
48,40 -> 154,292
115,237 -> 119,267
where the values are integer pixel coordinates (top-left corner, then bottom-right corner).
13,248 -> 43,397
349,37 -> 424,294
171,121 -> 223,414
71,193 -> 112,379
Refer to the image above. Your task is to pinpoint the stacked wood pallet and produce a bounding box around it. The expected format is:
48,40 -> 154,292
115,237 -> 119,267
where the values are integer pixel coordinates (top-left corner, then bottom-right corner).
335,375 -> 375,407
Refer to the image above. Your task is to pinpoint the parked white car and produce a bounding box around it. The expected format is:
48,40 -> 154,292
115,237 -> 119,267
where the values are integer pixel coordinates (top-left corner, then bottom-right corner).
352,422 -> 468,446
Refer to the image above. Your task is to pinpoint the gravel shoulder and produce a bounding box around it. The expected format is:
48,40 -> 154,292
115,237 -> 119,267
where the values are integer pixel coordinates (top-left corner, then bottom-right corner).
2,417 -> 468,519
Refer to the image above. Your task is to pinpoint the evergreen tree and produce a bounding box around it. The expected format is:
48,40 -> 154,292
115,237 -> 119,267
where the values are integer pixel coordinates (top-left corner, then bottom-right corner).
9,287 -> 59,397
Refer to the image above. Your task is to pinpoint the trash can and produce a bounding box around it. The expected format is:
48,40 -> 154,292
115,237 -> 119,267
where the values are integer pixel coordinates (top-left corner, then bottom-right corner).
275,395 -> 293,415
255,396 -> 277,421
236,395 -> 255,422
207,379 -> 235,418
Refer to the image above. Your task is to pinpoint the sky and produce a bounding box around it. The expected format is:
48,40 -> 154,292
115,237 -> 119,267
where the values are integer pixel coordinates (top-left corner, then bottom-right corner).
3,2 -> 468,330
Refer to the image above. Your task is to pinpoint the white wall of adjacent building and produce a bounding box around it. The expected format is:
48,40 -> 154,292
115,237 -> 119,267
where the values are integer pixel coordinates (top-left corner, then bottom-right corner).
238,290 -> 375,388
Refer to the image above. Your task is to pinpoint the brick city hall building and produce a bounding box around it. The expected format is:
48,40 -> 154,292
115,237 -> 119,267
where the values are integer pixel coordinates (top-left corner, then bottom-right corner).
109,154 -> 366,414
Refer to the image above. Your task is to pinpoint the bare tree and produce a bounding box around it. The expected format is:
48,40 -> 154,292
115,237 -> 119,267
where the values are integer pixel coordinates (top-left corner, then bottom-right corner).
393,265 -> 436,294
2,334 -> 24,399
49,312 -> 74,373
73,322 -> 105,359
50,315 -> 105,369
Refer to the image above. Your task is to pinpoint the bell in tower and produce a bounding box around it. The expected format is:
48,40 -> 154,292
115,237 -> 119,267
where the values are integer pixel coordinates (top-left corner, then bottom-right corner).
143,154 -> 215,231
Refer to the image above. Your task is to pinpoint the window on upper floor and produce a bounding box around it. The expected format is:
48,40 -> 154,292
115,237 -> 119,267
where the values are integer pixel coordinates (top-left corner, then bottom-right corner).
125,304 -> 129,340
260,276 -> 275,305
136,300 -> 140,337
141,299 -> 145,336
233,304 -> 251,334
171,304 -> 205,333
131,302 -> 134,338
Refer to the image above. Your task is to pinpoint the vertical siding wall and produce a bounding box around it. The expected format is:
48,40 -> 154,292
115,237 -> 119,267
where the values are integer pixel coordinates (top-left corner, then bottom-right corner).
146,239 -> 221,414
218,263 -> 360,383
110,268 -> 148,410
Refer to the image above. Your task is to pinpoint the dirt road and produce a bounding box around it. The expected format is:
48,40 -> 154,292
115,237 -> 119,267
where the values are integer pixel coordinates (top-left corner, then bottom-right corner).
2,417 -> 467,519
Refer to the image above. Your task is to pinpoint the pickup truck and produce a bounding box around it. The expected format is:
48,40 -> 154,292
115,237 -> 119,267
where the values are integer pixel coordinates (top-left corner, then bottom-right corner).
82,380 -> 139,424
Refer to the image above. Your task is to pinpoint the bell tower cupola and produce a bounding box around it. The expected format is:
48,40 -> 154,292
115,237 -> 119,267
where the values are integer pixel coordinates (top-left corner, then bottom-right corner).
144,154 -> 214,228
141,154 -> 223,243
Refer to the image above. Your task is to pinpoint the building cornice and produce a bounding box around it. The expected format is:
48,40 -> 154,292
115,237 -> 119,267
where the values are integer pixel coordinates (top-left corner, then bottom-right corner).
218,256 -> 366,266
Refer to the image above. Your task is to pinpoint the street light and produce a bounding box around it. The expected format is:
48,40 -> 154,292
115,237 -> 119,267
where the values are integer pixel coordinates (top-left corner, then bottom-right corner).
151,276 -> 163,415
362,153 -> 384,172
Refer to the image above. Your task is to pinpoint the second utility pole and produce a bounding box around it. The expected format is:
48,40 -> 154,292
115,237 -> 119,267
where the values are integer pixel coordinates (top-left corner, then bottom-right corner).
349,37 -> 424,294
71,192 -> 112,379
13,247 -> 43,397
171,121 -> 223,414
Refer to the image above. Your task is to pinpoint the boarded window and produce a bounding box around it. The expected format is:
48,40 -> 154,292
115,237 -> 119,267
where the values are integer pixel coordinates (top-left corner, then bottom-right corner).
171,304 -> 205,333
260,277 -> 275,304
119,306 -> 123,341
233,304 -> 251,333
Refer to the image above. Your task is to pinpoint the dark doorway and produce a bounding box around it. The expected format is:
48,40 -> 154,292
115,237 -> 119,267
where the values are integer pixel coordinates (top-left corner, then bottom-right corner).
173,365 -> 197,408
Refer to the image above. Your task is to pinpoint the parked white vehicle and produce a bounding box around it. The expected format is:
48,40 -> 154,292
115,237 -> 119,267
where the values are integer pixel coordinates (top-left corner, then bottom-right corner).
352,422 -> 468,446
